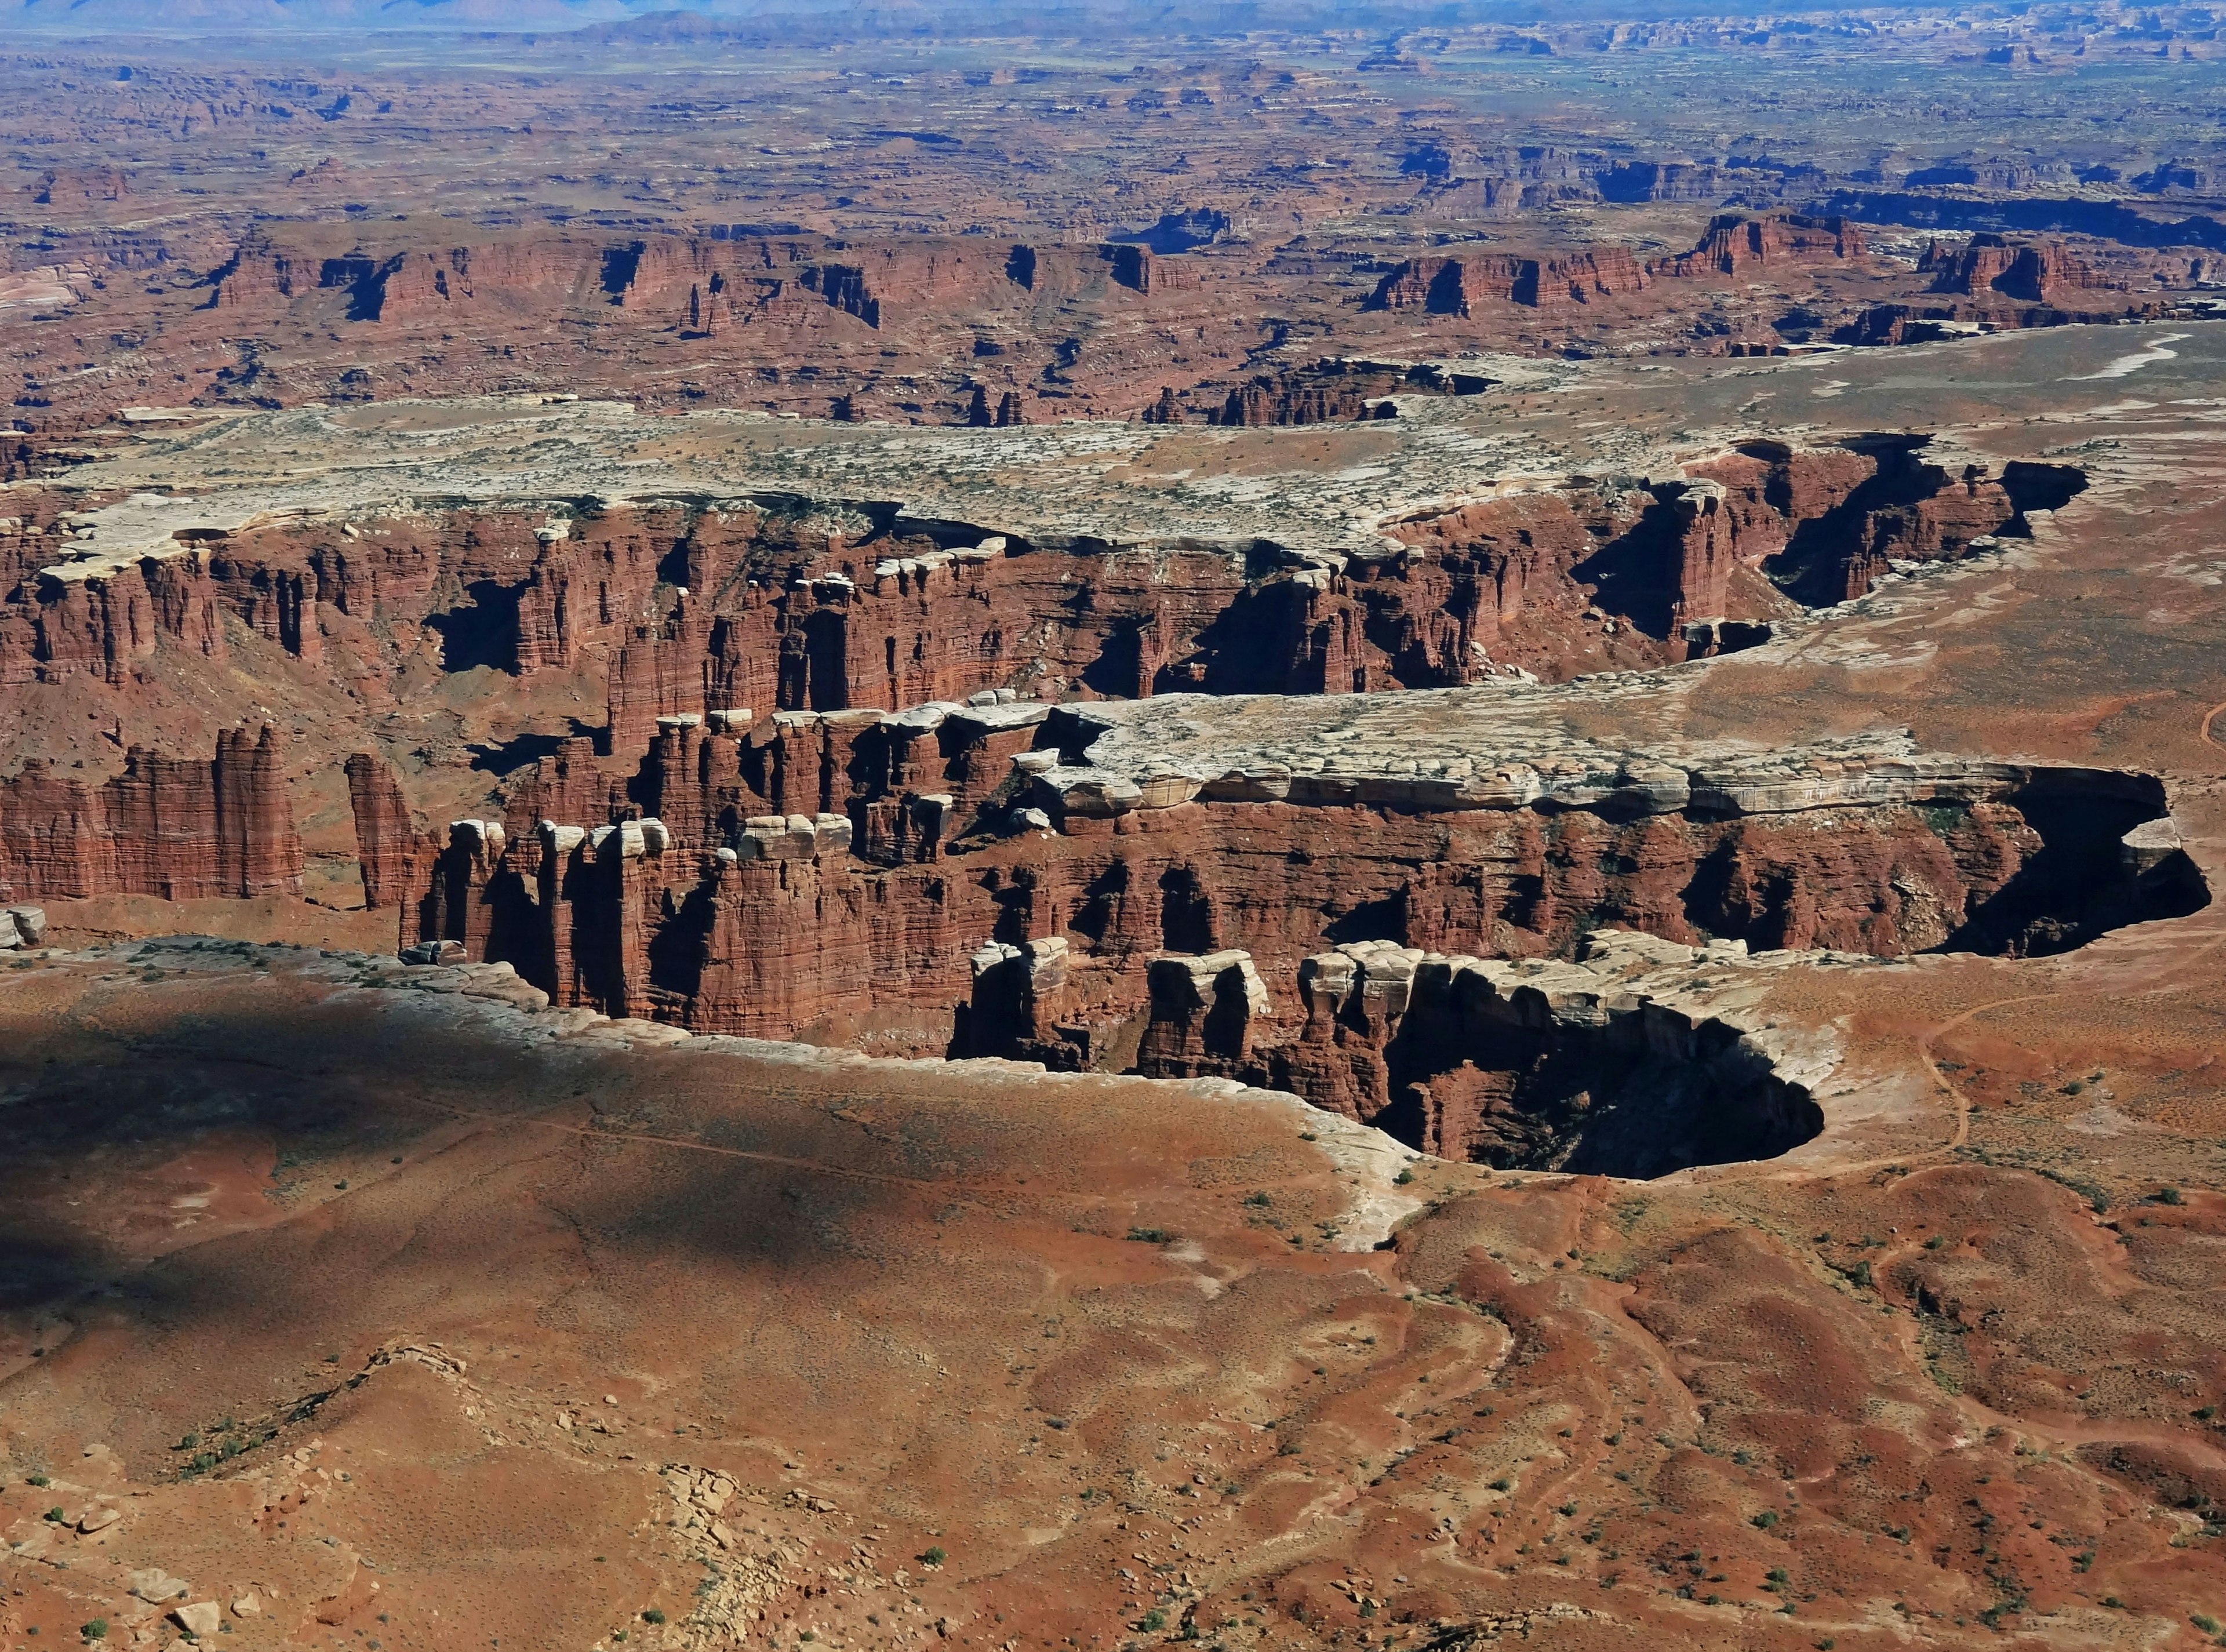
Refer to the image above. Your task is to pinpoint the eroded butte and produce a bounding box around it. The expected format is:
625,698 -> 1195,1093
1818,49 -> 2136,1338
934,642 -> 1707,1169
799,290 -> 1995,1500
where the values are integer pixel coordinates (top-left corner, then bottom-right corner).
9,10 -> 2226,1652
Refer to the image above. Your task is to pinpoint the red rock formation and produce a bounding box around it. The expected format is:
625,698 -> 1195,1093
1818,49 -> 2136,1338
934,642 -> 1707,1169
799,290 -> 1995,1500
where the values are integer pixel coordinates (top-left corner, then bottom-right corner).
952,936 -> 1084,1065
1214,380 -> 1371,426
1661,213 -> 1865,277
399,700 -> 2169,1067
1366,255 -> 1480,315
1512,248 -> 1650,308
1367,248 -> 1649,314
1922,235 -> 2114,303
0,725 -> 303,901
210,232 -> 303,310
1231,941 -> 1822,1173
344,752 -> 425,910
1135,949 -> 1272,1077
29,566 -> 156,684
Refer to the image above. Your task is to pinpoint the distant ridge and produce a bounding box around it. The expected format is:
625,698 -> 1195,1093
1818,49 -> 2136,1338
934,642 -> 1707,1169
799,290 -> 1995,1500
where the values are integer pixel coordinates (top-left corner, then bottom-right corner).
0,0 -> 1958,37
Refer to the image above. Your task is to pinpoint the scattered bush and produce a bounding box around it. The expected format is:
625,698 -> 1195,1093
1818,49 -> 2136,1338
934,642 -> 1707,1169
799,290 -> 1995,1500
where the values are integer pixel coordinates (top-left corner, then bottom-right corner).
642,1609 -> 667,1625
1138,1610 -> 1166,1632
1393,1169 -> 1414,1186
1751,1511 -> 1781,1530
918,1546 -> 945,1567
80,1621 -> 107,1642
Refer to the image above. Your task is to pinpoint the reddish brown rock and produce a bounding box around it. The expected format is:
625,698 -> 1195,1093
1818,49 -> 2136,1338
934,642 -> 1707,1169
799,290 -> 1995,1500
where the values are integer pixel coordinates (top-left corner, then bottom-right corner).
344,752 -> 424,910
1922,234 -> 2114,303
1662,212 -> 1867,277
0,725 -> 303,901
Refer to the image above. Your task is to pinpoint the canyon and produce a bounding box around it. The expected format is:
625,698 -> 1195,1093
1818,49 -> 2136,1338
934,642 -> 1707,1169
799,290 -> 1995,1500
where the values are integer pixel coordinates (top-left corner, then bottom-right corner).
7,10 -> 2226,1652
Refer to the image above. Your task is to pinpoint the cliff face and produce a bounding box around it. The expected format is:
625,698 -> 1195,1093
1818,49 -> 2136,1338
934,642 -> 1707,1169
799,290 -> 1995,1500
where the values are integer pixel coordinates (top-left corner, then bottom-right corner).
0,725 -> 303,901
1365,249 -> 1650,314
343,752 -> 426,910
1665,212 -> 1867,276
1138,933 -> 1827,1176
383,689 -> 2198,1060
8,438 -> 2095,1018
1363,216 -> 1858,316
1922,234 -> 2114,303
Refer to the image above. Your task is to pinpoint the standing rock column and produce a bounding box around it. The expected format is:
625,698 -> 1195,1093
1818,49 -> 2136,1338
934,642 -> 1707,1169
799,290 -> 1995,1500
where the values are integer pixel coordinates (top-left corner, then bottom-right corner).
344,752 -> 417,909
214,725 -> 304,897
1136,949 -> 1272,1079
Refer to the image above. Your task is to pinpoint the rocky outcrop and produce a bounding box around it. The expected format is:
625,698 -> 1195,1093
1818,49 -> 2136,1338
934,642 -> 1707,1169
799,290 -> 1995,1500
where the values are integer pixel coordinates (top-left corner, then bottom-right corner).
10,430 -> 2048,704
1135,949 -> 1272,1078
396,685 -> 2200,1058
0,726 -> 303,902
1236,930 -> 1828,1175
1365,249 -> 1649,314
1662,213 -> 1866,277
344,752 -> 425,910
952,936 -> 1086,1067
1921,234 -> 2115,303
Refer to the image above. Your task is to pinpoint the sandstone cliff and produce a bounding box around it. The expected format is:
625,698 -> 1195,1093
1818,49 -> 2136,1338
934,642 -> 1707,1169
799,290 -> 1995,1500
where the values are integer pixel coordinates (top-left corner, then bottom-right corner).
0,725 -> 303,902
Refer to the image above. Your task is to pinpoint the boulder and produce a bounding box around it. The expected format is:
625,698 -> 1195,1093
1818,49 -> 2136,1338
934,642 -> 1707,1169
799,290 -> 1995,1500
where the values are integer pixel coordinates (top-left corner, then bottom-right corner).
174,1602 -> 221,1638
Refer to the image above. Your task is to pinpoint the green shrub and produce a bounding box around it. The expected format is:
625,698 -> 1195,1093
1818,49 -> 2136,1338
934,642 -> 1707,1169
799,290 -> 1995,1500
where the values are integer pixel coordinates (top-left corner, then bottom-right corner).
1752,1511 -> 1780,1530
1394,1169 -> 1414,1186
918,1546 -> 945,1567
1138,1610 -> 1166,1632
81,1621 -> 107,1642
643,1609 -> 667,1625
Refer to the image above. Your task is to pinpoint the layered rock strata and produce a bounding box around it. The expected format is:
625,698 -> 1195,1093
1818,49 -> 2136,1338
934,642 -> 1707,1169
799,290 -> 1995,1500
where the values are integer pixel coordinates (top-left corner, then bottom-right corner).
0,726 -> 303,901
1364,214 -> 1864,316
383,697 -> 2201,1067
1136,927 -> 1835,1176
12,437 -> 2064,731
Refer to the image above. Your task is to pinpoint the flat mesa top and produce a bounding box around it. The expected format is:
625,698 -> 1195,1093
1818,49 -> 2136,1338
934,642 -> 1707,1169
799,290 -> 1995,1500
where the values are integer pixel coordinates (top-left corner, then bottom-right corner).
23,321 -> 2225,574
